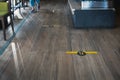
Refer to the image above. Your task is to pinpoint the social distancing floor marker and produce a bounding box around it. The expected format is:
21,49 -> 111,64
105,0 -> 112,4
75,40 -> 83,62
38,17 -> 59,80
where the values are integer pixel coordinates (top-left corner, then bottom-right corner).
66,51 -> 97,56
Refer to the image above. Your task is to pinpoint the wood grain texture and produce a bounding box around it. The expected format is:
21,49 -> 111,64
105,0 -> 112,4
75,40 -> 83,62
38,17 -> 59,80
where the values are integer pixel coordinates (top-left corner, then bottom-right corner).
0,1 -> 120,80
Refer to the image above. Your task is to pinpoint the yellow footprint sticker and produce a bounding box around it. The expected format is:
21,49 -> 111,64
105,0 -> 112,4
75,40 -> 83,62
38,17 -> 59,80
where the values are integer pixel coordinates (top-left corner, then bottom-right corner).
66,51 -> 97,56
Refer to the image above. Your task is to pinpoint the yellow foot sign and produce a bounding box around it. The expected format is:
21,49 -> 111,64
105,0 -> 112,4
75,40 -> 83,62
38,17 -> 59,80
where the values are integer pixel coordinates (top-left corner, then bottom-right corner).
66,51 -> 97,56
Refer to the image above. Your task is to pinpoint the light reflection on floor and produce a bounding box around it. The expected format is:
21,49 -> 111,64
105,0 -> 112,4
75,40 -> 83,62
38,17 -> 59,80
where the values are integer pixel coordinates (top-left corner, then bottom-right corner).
11,42 -> 27,80
11,42 -> 20,79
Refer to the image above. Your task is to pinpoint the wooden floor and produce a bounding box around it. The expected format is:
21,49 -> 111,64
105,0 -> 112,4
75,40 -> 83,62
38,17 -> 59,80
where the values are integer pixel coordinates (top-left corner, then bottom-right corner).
0,2 -> 120,80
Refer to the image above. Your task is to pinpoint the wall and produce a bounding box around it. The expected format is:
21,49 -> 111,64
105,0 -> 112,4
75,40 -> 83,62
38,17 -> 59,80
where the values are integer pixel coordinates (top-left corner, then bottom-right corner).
114,0 -> 120,8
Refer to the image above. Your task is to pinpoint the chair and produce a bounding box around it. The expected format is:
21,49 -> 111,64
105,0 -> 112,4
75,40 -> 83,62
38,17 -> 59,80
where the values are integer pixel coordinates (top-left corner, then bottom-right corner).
0,0 -> 14,40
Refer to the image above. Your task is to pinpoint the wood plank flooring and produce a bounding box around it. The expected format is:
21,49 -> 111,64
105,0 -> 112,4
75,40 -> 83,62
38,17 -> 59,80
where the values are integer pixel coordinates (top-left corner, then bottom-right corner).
0,2 -> 120,80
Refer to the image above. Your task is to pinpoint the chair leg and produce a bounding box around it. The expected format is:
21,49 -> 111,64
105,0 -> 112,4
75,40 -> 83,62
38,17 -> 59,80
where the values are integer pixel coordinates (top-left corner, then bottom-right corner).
10,15 -> 14,33
1,18 -> 6,40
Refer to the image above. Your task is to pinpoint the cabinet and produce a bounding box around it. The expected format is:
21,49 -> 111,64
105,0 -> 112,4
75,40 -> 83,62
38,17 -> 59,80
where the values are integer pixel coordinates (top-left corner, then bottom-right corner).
68,0 -> 115,28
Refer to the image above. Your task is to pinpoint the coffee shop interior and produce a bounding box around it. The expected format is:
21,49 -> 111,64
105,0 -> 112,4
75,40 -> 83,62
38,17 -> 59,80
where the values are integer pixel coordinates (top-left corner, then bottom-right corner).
0,0 -> 120,80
